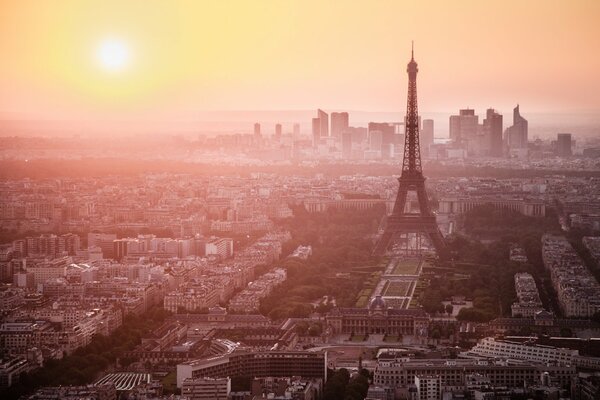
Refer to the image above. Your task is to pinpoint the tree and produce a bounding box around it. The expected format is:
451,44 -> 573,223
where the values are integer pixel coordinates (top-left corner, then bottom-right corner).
445,304 -> 453,315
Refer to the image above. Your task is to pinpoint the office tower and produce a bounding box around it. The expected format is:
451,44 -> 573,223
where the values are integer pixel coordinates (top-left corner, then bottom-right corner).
369,130 -> 384,152
483,108 -> 503,157
331,112 -> 349,139
420,119 -> 434,158
342,131 -> 352,159
557,133 -> 572,157
369,122 -> 396,158
505,104 -> 528,149
317,109 -> 329,137
293,123 -> 300,139
253,122 -> 261,137
312,109 -> 329,146
449,109 -> 478,146
274,123 -> 282,140
312,117 -> 321,146
373,46 -> 447,258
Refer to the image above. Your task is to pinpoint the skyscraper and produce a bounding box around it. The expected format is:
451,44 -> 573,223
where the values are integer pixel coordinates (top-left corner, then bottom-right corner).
505,105 -> 528,149
342,131 -> 352,159
556,133 -> 572,157
368,122 -> 396,158
253,122 -> 261,137
275,123 -> 282,140
483,108 -> 503,157
331,112 -> 349,139
420,119 -> 434,158
312,117 -> 321,146
449,109 -> 478,146
317,109 -> 329,137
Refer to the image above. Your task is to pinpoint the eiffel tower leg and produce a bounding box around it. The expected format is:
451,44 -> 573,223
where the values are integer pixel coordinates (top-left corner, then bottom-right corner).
415,183 -> 432,215
373,229 -> 394,256
426,228 -> 448,259
392,185 -> 408,215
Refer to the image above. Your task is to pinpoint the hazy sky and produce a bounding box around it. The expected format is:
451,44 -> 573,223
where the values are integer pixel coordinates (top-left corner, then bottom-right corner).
1,0 -> 599,121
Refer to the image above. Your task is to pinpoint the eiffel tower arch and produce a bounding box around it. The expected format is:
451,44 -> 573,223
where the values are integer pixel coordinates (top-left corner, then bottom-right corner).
373,45 -> 448,258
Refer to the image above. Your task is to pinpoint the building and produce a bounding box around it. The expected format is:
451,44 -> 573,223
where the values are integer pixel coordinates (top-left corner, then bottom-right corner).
484,108 -> 503,157
0,356 -> 28,389
368,122 -> 397,158
24,383 -> 117,399
511,272 -> 544,317
317,109 -> 328,137
420,119 -> 434,158
27,257 -> 69,286
341,131 -> 353,159
330,112 -> 349,139
542,234 -> 600,318
164,284 -> 220,313
87,233 -> 117,259
557,133 -> 573,157
464,337 -> 578,365
505,105 -> 528,154
415,375 -> 441,400
438,197 -> 545,217
205,238 -> 234,259
254,122 -> 261,137
489,310 -> 600,337
312,109 -> 329,145
365,385 -> 394,400
20,234 -> 81,258
275,123 -> 282,140
449,109 -> 478,146
373,356 -> 575,389
326,296 -> 429,337
311,118 -> 321,146
181,377 -> 231,400
176,351 -> 327,388
251,377 -> 321,400
94,372 -> 151,391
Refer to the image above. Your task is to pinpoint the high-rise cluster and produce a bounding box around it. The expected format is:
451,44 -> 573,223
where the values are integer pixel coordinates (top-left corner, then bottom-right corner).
448,105 -> 528,159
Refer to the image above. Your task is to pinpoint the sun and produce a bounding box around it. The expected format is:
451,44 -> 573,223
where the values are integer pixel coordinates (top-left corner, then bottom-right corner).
96,38 -> 130,72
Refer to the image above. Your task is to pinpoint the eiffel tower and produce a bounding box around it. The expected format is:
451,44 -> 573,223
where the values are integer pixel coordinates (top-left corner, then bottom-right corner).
373,45 -> 447,258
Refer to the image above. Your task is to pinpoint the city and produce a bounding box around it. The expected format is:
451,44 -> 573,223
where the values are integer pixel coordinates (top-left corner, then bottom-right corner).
1,1 -> 600,400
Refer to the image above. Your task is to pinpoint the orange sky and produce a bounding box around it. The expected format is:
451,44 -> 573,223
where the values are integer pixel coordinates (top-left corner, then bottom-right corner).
1,0 -> 599,121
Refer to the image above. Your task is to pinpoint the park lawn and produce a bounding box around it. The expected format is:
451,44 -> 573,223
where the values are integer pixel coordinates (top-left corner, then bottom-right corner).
383,281 -> 412,297
392,259 -> 420,275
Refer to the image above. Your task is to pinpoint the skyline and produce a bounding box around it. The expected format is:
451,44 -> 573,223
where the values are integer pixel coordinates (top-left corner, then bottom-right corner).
1,0 -> 600,127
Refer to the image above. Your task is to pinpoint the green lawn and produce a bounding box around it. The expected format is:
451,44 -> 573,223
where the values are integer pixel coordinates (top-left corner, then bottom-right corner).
383,281 -> 412,297
391,259 -> 420,275
355,294 -> 370,308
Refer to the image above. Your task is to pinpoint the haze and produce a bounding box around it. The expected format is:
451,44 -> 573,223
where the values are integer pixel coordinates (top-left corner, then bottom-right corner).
0,0 -> 599,133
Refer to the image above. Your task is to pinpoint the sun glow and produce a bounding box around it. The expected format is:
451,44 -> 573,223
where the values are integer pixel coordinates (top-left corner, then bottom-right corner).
96,38 -> 130,72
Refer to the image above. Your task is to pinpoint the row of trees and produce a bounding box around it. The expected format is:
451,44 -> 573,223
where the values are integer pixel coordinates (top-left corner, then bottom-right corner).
323,368 -> 370,400
420,204 -> 563,322
4,158 -> 600,180
259,206 -> 385,320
